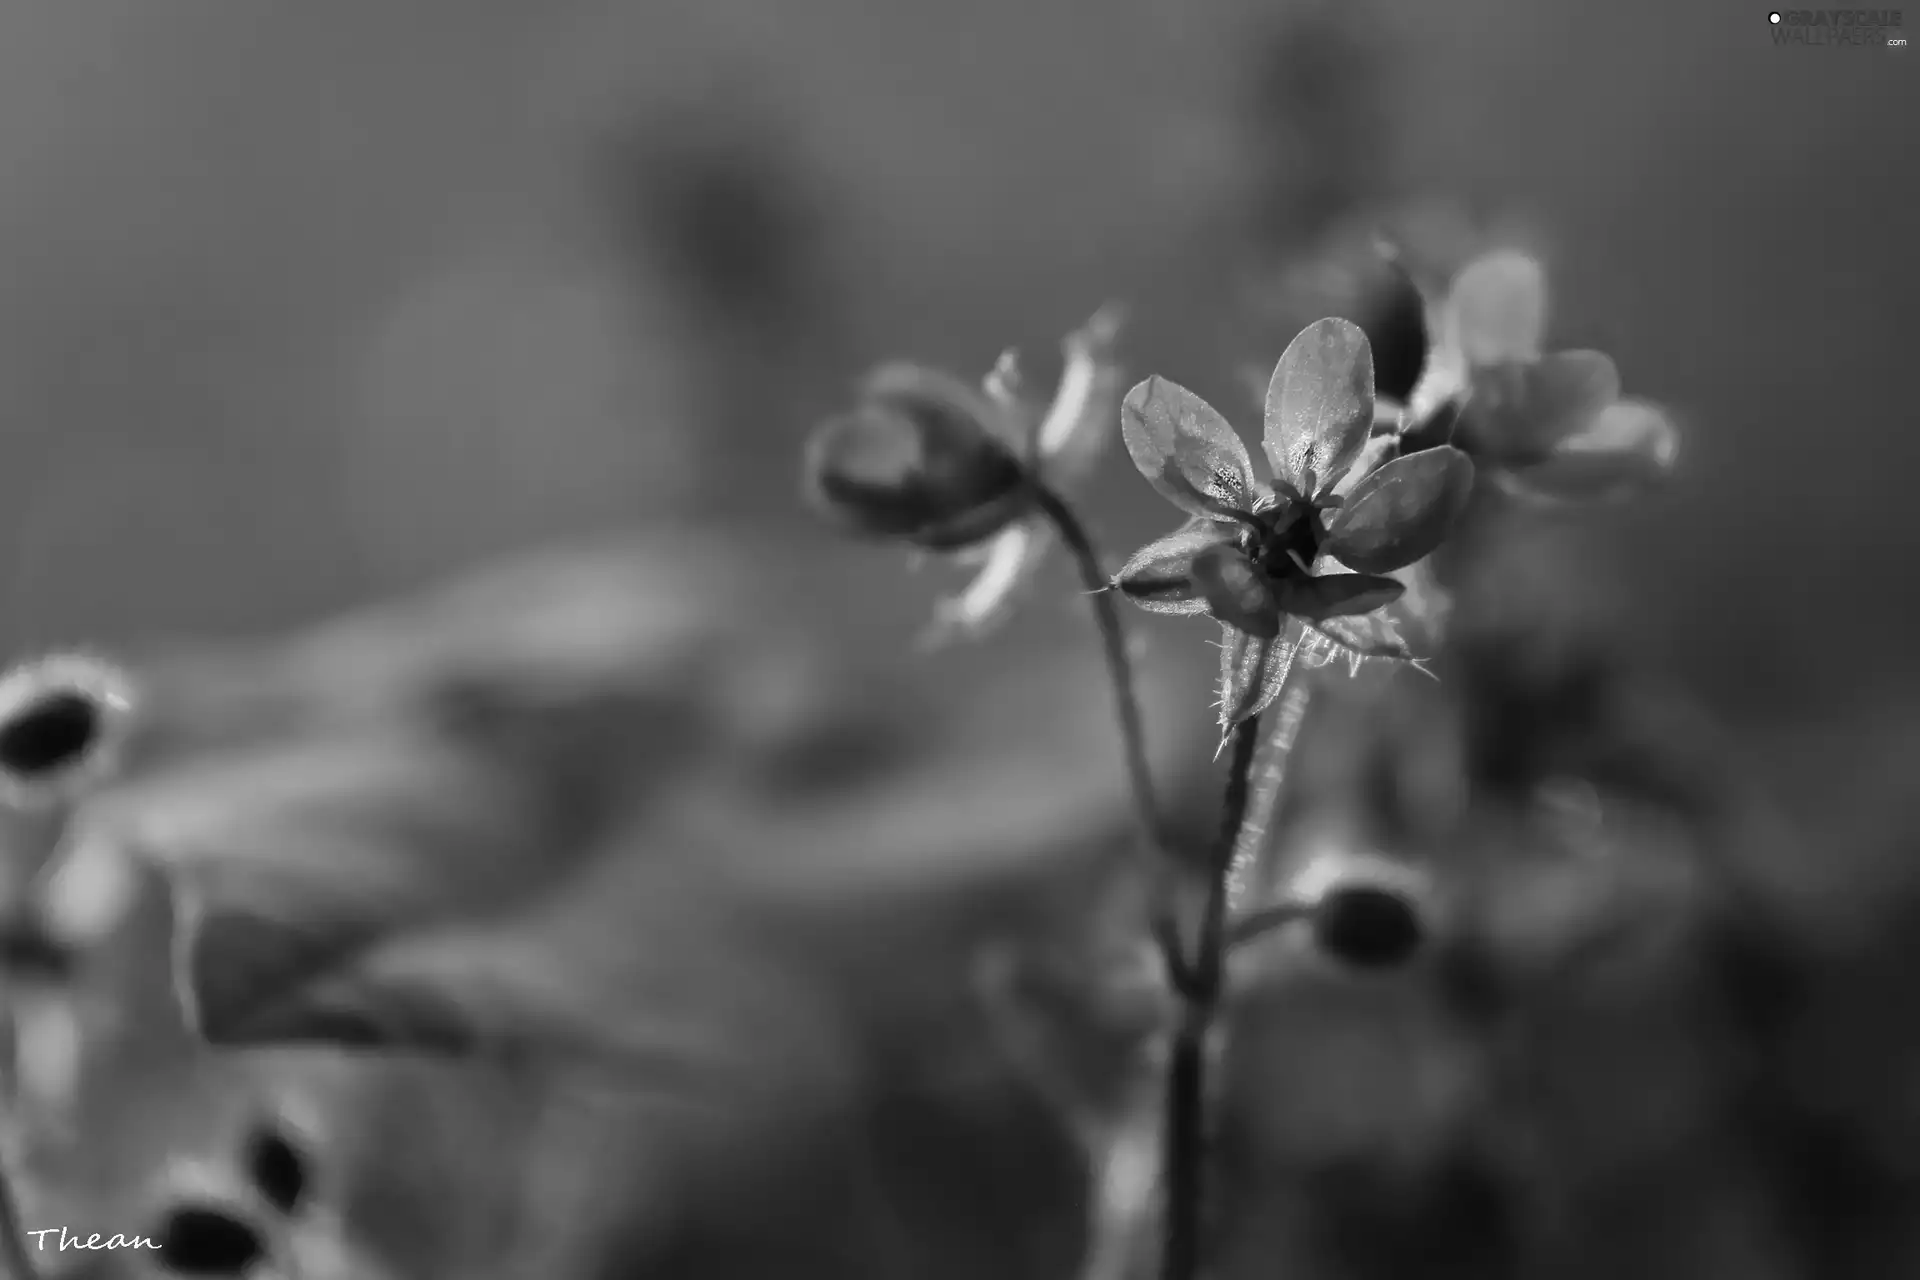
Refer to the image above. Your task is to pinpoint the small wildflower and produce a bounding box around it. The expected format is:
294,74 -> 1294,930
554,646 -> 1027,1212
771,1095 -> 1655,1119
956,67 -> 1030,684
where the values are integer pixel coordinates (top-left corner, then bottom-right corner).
804,307 -> 1126,639
1112,318 -> 1473,725
1394,248 -> 1680,505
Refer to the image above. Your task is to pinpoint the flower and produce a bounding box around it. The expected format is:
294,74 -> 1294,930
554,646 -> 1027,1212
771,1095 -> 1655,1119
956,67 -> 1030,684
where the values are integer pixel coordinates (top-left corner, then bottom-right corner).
804,306 -> 1126,640
1112,318 -> 1474,725
1393,248 -> 1680,506
804,364 -> 1031,551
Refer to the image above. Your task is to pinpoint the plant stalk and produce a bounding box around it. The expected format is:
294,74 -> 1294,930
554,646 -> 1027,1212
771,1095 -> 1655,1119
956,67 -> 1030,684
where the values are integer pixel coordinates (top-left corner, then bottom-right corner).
1160,712 -> 1261,1280
1030,482 -> 1166,853
0,1130 -> 38,1280
1224,653 -> 1314,915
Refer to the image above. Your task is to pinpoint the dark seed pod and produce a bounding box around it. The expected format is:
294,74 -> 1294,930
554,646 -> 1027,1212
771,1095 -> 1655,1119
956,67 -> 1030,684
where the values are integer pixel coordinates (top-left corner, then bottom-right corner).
803,363 -> 1031,550
1312,882 -> 1425,969
0,654 -> 136,808
153,1203 -> 268,1275
241,1121 -> 311,1217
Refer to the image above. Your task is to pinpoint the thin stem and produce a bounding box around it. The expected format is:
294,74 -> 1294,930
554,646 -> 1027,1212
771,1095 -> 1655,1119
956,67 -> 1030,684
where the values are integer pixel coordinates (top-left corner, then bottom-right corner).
1159,713 -> 1261,1280
1029,481 -> 1165,853
0,1144 -> 38,1280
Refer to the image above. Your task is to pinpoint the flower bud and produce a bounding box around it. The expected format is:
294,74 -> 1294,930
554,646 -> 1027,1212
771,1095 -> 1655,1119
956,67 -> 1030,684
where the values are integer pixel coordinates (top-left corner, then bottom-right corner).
1350,248 -> 1430,405
803,364 -> 1032,550
1311,881 -> 1425,968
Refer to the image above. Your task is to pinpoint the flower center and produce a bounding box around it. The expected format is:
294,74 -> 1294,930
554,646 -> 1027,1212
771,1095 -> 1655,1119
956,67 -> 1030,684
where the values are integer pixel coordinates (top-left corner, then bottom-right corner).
1246,501 -> 1322,582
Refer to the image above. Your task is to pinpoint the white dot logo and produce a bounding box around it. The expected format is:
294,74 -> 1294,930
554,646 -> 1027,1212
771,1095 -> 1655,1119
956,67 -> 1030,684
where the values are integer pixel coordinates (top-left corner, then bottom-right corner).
1769,10 -> 1781,20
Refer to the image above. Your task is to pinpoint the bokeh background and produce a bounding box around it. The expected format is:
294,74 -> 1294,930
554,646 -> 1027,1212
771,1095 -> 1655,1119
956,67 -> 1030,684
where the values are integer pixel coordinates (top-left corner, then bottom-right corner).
0,0 -> 1912,723
0,2 -> 1916,1278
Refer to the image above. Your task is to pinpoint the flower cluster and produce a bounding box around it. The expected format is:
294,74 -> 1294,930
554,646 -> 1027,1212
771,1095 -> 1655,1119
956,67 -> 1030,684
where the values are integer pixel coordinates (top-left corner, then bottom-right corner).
1382,247 -> 1679,507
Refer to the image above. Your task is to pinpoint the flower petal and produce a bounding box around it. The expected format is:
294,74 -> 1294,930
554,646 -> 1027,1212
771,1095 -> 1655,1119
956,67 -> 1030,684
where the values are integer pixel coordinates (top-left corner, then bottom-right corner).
1272,570 -> 1403,623
981,349 -> 1036,449
1510,398 -> 1679,503
1219,624 -> 1297,727
1446,249 -> 1548,366
1525,350 -> 1621,446
1456,350 -> 1618,465
1303,556 -> 1450,661
1320,446 -> 1476,574
1263,318 -> 1376,501
926,518 -> 1049,641
862,361 -> 1013,444
1035,304 -> 1128,487
1121,376 -> 1257,518
1328,432 -> 1399,501
1191,545 -> 1284,639
1112,518 -> 1238,616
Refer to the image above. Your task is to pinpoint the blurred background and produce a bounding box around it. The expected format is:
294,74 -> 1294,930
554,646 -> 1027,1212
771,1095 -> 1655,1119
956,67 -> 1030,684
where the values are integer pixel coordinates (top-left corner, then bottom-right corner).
0,2 -> 1915,1278
0,0 -> 1911,725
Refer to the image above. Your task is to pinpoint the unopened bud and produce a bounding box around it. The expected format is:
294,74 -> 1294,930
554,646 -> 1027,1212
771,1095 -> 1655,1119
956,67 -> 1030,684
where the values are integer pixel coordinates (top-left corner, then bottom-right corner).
1311,881 -> 1425,969
804,363 -> 1032,550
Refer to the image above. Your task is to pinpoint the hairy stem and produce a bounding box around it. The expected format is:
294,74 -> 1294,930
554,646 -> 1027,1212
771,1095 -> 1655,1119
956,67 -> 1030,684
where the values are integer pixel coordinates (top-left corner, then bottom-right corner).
1030,482 -> 1165,853
1224,653 -> 1314,915
1160,713 -> 1261,1280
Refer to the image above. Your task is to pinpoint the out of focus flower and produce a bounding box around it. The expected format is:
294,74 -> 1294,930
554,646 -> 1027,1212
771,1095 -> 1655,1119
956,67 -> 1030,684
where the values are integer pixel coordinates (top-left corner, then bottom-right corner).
1394,249 -> 1680,505
804,307 -> 1126,639
1111,319 -> 1473,725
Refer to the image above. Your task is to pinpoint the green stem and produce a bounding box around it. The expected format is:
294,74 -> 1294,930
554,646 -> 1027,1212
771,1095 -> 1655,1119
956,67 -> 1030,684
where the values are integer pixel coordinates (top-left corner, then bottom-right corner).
1029,482 -> 1166,854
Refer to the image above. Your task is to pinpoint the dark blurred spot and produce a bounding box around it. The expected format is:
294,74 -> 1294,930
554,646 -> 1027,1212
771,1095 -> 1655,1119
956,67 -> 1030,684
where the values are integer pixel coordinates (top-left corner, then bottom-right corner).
154,1204 -> 266,1275
242,1122 -> 309,1216
1240,0 -> 1396,251
1311,1154 -> 1520,1280
1400,400 -> 1461,457
0,914 -> 75,981
753,718 -> 915,796
604,115 -> 821,340
0,689 -> 100,778
1355,257 -> 1429,403
1313,884 -> 1425,969
1433,933 -> 1511,1027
